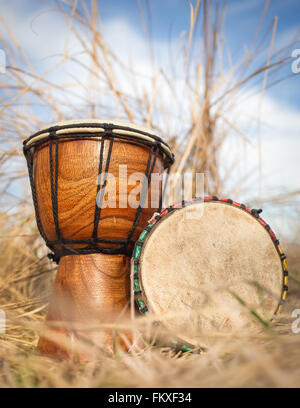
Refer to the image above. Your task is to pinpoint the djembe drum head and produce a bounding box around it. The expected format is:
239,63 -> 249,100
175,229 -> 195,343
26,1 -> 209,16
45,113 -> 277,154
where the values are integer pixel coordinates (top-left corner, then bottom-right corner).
132,198 -> 288,349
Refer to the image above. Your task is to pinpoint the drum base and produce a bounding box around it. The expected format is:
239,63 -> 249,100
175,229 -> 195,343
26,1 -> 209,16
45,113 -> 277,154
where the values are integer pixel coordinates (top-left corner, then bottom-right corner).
37,253 -> 132,361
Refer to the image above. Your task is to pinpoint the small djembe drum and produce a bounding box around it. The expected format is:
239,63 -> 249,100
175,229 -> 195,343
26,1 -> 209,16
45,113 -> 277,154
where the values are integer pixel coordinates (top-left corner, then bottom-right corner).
132,197 -> 288,351
23,120 -> 174,359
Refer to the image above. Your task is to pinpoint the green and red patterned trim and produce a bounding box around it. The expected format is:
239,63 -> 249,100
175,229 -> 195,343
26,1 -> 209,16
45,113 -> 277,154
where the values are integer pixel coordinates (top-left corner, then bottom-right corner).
132,196 -> 288,353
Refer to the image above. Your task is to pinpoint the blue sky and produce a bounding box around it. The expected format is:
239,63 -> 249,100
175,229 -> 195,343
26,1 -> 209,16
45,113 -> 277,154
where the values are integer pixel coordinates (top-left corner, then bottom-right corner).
0,0 -> 299,240
93,0 -> 300,103
2,0 -> 295,109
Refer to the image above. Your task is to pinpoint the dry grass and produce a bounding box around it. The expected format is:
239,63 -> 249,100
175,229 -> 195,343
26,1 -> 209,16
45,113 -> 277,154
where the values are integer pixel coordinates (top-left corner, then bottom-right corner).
0,220 -> 299,388
0,0 -> 299,387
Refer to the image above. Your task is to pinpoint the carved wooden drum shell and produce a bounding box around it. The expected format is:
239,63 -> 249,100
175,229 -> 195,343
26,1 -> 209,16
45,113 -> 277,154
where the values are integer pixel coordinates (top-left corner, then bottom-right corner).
24,120 -> 173,258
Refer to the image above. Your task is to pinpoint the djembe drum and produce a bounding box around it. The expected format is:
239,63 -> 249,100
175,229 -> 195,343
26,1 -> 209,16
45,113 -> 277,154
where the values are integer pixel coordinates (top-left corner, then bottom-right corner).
132,197 -> 288,351
23,119 -> 174,360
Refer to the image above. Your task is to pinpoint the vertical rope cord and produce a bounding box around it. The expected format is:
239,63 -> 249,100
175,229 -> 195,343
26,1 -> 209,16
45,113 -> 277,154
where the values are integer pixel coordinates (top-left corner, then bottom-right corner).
49,135 -> 62,242
92,134 -> 105,240
24,149 -> 50,246
160,163 -> 171,212
126,145 -> 159,250
92,132 -> 114,243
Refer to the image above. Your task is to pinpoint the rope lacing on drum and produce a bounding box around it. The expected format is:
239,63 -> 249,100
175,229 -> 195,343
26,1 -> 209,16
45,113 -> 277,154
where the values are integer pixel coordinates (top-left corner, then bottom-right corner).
23,122 -> 174,263
251,208 -> 263,218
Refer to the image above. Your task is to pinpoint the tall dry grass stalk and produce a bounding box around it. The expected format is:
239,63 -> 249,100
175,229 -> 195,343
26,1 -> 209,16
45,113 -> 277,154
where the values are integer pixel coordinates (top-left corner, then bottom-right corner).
0,0 -> 299,387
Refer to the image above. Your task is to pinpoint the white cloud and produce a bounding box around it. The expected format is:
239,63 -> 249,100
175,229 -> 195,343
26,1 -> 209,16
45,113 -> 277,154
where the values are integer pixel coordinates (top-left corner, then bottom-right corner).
1,2 -> 299,238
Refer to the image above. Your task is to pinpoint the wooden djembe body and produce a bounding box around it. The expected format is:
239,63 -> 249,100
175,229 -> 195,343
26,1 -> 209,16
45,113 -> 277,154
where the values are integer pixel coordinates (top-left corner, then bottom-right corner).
23,120 -> 173,360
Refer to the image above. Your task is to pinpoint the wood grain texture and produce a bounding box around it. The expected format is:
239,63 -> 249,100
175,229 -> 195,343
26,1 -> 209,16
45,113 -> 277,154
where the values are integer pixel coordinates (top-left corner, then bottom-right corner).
37,253 -> 132,360
34,138 -> 164,252
33,136 -> 165,360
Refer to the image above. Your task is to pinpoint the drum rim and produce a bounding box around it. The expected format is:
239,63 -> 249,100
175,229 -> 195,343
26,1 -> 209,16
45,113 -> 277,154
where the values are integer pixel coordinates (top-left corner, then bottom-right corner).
131,196 -> 288,353
23,119 -> 174,167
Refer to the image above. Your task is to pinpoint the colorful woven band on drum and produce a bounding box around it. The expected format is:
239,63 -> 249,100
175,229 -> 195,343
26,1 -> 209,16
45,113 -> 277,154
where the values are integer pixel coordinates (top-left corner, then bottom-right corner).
132,196 -> 288,353
23,123 -> 174,263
